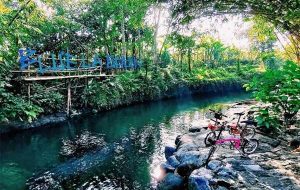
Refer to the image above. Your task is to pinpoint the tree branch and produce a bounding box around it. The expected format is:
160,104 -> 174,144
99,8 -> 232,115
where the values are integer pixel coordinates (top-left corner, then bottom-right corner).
8,0 -> 32,27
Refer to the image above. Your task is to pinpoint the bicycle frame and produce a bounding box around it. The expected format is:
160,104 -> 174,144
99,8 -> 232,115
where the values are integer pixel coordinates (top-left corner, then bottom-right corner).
215,138 -> 241,149
209,122 -> 242,150
206,110 -> 243,132
229,113 -> 243,130
208,121 -> 219,131
205,111 -> 258,166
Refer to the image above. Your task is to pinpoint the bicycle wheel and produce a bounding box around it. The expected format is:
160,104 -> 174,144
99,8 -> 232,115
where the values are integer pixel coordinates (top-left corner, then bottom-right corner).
205,146 -> 216,166
204,132 -> 216,147
242,139 -> 259,154
241,127 -> 256,139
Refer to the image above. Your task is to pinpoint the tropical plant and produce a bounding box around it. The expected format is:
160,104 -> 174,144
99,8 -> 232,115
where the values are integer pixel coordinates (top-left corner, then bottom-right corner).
246,61 -> 300,128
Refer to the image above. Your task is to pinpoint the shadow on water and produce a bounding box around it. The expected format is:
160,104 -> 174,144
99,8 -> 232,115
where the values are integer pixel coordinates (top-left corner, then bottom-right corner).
0,92 -> 250,190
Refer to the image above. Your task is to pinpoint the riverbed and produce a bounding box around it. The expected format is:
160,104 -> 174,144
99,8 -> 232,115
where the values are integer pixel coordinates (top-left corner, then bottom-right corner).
0,92 -> 250,190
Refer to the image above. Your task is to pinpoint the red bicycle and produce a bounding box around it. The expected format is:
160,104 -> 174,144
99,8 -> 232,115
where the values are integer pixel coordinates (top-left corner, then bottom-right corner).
204,110 -> 256,147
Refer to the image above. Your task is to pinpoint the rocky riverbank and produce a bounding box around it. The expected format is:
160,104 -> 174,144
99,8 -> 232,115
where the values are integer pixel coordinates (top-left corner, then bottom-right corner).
157,101 -> 300,190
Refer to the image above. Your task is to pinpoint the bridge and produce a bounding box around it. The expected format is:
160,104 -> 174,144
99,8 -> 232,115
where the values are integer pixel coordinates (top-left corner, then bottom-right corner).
13,48 -> 143,116
14,48 -> 142,81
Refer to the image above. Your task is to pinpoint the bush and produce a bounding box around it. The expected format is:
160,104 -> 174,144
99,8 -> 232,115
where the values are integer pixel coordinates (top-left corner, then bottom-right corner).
31,84 -> 64,114
246,61 -> 300,129
0,91 -> 43,122
0,75 -> 43,122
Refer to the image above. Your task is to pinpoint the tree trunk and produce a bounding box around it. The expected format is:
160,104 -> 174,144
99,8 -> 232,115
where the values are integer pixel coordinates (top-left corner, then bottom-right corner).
121,7 -> 126,57
188,48 -> 192,73
132,32 -> 136,56
180,51 -> 183,71
138,29 -> 142,59
158,17 -> 173,59
8,0 -> 31,27
152,4 -> 162,69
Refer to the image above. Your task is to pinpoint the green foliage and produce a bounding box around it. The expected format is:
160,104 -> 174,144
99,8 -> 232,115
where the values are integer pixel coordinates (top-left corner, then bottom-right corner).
0,0 -> 293,125
160,50 -> 172,67
246,61 -> 300,128
247,16 -> 277,45
200,39 -> 226,68
261,52 -> 284,70
0,0 -> 154,123
172,0 -> 300,42
85,63 -> 257,112
30,84 -> 64,114
87,71 -> 144,110
0,89 -> 43,123
0,58 -> 43,122
255,108 -> 281,130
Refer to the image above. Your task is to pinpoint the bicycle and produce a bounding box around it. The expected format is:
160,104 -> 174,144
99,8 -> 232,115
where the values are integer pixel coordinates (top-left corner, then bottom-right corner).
228,111 -> 256,138
204,110 -> 256,147
205,123 -> 259,166
204,109 -> 227,146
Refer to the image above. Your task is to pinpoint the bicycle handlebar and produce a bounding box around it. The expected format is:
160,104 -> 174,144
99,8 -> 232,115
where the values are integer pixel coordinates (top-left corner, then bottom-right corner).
210,119 -> 220,124
210,119 -> 228,127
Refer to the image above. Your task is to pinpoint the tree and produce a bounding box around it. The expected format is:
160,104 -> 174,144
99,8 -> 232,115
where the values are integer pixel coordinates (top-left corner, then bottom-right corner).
171,0 -> 300,62
167,32 -> 195,72
197,36 -> 227,67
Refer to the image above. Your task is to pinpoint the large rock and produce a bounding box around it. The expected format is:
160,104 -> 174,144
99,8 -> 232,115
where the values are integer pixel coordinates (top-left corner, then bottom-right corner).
175,152 -> 206,177
176,134 -> 195,148
190,168 -> 213,180
161,163 -> 175,173
225,157 -> 255,171
176,144 -> 199,155
215,186 -> 229,190
207,160 -> 222,171
210,177 -> 236,189
216,167 -> 238,179
256,143 -> 273,152
188,176 -> 211,190
175,151 -> 205,168
167,155 -> 180,168
157,173 -> 184,190
165,146 -> 176,160
176,162 -> 199,177
238,170 -> 259,185
243,164 -> 263,172
258,135 -> 281,148
285,127 -> 300,136
27,141 -> 120,186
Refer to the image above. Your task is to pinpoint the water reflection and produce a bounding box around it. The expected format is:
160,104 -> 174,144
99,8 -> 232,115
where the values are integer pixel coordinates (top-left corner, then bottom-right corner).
0,92 -> 250,190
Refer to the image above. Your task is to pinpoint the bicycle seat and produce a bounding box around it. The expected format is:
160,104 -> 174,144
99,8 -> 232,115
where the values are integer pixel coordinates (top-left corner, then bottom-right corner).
247,111 -> 255,114
234,112 -> 245,116
241,120 -> 257,126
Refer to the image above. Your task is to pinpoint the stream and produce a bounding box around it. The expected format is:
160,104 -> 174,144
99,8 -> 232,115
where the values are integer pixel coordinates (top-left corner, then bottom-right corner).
0,92 -> 250,190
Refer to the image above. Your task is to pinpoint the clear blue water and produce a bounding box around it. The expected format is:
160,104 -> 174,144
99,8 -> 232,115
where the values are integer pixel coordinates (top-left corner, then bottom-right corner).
0,92 -> 250,190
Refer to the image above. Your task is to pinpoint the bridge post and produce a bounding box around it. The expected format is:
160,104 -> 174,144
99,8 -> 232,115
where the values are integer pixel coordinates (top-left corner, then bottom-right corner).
84,78 -> 88,108
66,79 -> 71,117
27,83 -> 31,103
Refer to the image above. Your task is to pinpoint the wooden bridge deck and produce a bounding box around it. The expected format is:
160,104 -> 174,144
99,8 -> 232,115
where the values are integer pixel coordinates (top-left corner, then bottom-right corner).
11,67 -> 102,74
12,67 -> 114,81
21,74 -> 114,81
